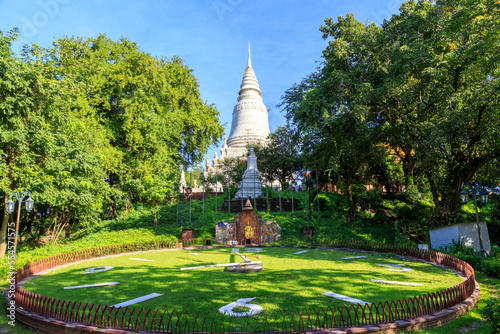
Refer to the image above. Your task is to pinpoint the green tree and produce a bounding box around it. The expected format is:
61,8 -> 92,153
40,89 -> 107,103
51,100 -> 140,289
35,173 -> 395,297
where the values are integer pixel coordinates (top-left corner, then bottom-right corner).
46,34 -> 224,217
285,0 -> 500,226
253,126 -> 303,186
373,0 -> 500,225
0,29 -> 109,254
281,15 -> 386,224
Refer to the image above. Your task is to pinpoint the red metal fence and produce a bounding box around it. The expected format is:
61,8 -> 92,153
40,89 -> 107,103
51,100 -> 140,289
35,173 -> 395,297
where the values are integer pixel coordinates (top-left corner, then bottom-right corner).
10,239 -> 476,333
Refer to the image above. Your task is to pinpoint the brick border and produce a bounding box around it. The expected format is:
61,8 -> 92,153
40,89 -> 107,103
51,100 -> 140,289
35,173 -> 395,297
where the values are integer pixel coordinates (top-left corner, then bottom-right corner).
305,281 -> 480,334
8,244 -> 479,333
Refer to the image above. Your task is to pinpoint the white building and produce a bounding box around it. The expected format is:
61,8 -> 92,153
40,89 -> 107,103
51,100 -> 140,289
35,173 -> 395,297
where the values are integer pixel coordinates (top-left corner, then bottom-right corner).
201,43 -> 272,193
219,42 -> 271,162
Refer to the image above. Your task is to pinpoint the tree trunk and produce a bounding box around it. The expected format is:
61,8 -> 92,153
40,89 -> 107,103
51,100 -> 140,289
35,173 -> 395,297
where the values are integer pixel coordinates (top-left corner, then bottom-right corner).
112,201 -> 117,217
52,212 -> 69,245
427,174 -> 464,226
0,196 -> 10,258
65,221 -> 72,239
152,203 -> 158,228
399,147 -> 416,188
345,181 -> 356,225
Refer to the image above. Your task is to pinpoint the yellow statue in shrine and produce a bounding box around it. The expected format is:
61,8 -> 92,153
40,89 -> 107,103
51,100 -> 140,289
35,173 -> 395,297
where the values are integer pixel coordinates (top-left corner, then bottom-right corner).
244,222 -> 254,239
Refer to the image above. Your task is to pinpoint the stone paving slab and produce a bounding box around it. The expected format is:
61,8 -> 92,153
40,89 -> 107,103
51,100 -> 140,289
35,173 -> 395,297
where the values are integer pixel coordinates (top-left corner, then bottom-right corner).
64,282 -> 120,290
112,293 -> 164,308
323,291 -> 371,305
370,279 -> 423,286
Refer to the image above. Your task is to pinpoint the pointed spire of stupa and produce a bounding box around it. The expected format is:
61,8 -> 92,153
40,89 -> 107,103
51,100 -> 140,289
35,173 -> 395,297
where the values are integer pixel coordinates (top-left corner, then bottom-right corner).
224,41 -> 271,152
247,39 -> 252,67
238,42 -> 262,102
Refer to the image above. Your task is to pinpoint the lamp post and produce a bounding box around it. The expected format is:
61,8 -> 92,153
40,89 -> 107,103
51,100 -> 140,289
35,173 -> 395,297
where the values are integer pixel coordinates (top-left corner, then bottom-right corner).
5,190 -> 34,254
305,172 -> 312,220
460,185 -> 488,264
201,172 -> 205,223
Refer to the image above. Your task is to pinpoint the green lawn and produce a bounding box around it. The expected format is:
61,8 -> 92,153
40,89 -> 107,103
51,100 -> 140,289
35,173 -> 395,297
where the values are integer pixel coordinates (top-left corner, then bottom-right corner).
23,248 -> 459,314
2,249 -> 498,333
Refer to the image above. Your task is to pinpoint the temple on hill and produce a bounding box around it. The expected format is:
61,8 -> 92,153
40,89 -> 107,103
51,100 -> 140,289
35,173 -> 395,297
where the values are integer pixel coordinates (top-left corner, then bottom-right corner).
207,42 -> 271,171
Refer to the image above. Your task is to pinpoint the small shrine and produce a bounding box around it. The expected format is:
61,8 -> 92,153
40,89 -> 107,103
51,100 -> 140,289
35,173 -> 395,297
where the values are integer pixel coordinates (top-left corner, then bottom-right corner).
215,198 -> 282,245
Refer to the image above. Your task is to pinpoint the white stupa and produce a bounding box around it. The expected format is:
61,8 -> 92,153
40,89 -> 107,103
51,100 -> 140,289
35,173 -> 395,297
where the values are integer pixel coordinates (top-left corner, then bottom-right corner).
234,145 -> 263,199
219,42 -> 271,160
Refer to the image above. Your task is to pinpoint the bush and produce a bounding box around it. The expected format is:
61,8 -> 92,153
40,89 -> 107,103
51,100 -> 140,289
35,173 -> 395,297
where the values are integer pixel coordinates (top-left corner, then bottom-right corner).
488,196 -> 500,245
483,258 -> 500,278
438,238 -> 483,270
485,300 -> 500,334
483,244 -> 500,278
313,192 -> 348,212
356,189 -> 383,211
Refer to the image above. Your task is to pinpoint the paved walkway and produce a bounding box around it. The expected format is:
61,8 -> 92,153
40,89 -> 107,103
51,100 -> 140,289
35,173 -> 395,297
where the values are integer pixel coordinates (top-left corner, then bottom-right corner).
0,324 -> 42,333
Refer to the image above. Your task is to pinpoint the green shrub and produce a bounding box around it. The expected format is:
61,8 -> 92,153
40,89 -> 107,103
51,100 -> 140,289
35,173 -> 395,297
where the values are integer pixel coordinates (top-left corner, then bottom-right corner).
484,258 -> 500,278
488,196 -> 500,245
438,238 -> 483,270
313,192 -> 348,212
356,189 -> 383,211
485,300 -> 500,334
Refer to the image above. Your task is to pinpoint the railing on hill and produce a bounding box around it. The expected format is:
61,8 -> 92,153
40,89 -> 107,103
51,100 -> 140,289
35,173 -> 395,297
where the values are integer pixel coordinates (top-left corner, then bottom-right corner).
10,240 -> 476,333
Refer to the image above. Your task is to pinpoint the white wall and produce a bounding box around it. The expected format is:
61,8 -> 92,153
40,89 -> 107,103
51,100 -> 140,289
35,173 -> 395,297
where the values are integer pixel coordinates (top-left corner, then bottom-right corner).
430,222 -> 491,254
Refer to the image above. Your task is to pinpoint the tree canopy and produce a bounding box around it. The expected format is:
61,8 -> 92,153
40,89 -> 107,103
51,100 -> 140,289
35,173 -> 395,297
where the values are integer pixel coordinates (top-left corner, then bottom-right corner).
0,30 -> 223,255
281,0 -> 500,225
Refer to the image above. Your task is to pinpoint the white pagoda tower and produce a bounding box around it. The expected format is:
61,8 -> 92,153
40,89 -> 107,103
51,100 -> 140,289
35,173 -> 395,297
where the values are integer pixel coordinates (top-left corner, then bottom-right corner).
219,42 -> 271,160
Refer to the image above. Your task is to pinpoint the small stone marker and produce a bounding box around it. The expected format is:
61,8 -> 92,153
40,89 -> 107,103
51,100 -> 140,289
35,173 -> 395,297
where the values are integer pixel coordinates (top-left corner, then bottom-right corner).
190,253 -> 200,255
64,282 -> 120,290
340,256 -> 367,260
231,248 -> 240,252
112,293 -> 164,308
323,292 -> 371,305
370,279 -> 423,286
80,266 -> 114,274
129,258 -> 154,262
378,264 -> 413,271
294,250 -> 309,255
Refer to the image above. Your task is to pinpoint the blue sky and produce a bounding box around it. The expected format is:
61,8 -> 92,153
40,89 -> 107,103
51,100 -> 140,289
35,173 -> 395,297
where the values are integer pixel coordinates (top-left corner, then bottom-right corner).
0,0 -> 405,163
